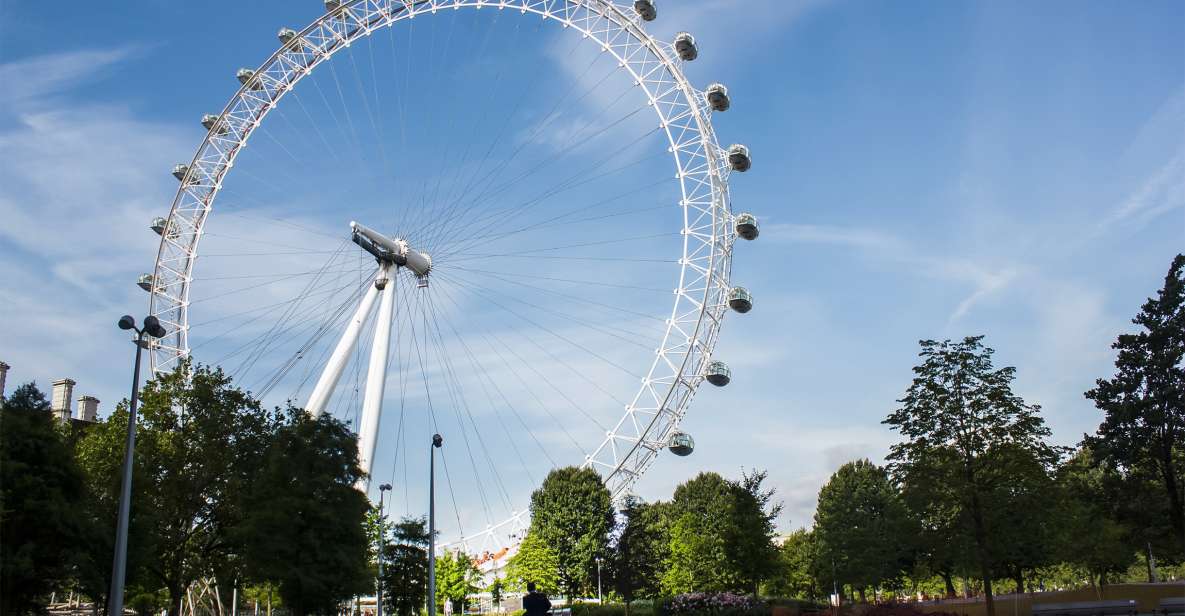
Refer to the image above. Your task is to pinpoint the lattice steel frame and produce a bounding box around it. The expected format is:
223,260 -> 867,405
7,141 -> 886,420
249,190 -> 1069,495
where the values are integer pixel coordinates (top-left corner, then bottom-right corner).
148,0 -> 738,549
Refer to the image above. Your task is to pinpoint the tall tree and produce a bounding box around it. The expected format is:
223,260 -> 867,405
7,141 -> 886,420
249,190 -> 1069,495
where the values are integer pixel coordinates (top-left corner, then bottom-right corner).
1086,253 -> 1185,556
505,531 -> 560,595
0,383 -> 87,614
984,444 -> 1058,592
764,529 -> 821,601
661,471 -> 781,595
237,408 -> 371,616
434,550 -> 480,614
380,517 -> 429,616
884,336 -> 1060,616
528,467 -> 614,599
612,497 -> 669,603
75,363 -> 281,616
813,460 -> 911,600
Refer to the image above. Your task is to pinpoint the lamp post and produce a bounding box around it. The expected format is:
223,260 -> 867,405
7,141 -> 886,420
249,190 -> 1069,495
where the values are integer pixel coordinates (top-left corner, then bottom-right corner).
428,434 -> 442,616
377,483 -> 392,616
108,315 -> 166,616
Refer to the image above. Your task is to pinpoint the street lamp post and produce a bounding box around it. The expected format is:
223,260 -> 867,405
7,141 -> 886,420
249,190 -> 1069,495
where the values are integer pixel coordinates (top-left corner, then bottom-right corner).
108,315 -> 166,616
377,483 -> 392,616
428,434 -> 443,616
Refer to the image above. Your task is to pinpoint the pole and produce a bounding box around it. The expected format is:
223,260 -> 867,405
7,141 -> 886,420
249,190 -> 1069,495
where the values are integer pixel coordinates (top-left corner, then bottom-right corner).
597,558 -> 603,603
108,330 -> 146,616
377,486 -> 390,616
429,434 -> 442,616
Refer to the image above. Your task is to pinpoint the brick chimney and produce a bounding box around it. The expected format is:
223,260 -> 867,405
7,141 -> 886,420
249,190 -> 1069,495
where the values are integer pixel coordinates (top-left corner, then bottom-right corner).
51,378 -> 76,423
0,361 -> 8,399
77,395 -> 100,422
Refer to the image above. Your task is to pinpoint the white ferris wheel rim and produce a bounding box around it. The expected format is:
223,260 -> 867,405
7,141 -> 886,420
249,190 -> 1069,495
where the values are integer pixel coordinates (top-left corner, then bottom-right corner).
147,0 -> 738,551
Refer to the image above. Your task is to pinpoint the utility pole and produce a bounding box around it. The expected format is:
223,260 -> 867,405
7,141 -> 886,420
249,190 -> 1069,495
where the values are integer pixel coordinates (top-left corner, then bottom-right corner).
378,483 -> 392,616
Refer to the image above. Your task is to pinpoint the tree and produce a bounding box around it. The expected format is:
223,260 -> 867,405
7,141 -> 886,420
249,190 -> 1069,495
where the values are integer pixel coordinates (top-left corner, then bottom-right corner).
528,467 -> 614,598
764,529 -> 821,601
813,460 -> 911,600
661,471 -> 781,595
884,336 -> 1061,616
612,497 -> 669,604
505,531 -> 560,595
237,407 -> 371,616
984,444 -> 1059,592
1053,449 -> 1135,585
0,383 -> 87,614
435,550 -> 479,614
1086,254 -> 1185,557
75,363 -> 281,616
381,517 -> 429,616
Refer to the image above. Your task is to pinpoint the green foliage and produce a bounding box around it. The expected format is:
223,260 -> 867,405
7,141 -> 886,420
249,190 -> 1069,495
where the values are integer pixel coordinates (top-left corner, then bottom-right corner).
1053,449 -> 1137,583
435,550 -> 480,613
381,516 -> 429,616
0,383 -> 88,614
571,601 -> 655,616
1086,253 -> 1185,558
813,460 -> 911,595
613,496 -> 669,602
661,471 -> 782,595
76,362 -> 282,614
506,531 -> 560,595
762,529 -> 820,601
237,406 -> 371,616
528,466 -> 615,598
884,336 -> 1061,615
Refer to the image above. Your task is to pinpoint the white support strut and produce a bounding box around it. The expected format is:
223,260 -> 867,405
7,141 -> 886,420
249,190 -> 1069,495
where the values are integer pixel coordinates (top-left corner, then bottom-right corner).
304,270 -> 382,417
356,262 -> 397,489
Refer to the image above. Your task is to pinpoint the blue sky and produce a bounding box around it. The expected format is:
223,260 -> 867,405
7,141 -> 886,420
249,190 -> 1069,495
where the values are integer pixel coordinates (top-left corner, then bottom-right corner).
1,0 -> 1182,539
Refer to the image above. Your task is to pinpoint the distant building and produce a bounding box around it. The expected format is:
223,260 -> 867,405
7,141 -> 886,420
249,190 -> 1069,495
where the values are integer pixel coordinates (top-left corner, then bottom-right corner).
2,363 -> 101,427
0,361 -> 9,399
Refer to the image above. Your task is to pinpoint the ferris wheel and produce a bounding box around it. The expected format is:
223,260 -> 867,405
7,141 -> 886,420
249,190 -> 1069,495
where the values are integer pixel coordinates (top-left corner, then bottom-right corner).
141,0 -> 760,553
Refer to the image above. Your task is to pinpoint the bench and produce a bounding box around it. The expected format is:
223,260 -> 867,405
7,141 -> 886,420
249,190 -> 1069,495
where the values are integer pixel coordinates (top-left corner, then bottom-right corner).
1159,596 -> 1185,616
1031,600 -> 1138,616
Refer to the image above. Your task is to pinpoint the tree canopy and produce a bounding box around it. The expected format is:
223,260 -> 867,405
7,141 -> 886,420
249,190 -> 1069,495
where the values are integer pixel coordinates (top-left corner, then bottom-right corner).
380,517 -> 430,616
1086,253 -> 1184,557
505,531 -> 560,595
527,466 -> 614,598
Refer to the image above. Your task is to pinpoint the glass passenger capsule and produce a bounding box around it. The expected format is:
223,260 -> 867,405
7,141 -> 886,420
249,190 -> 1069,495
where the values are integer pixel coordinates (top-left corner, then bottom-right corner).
734,212 -> 759,240
278,27 -> 300,46
150,217 -> 167,236
236,68 -> 262,90
201,113 -> 228,135
728,287 -> 753,313
674,32 -> 698,61
705,83 -> 730,112
727,143 -> 751,172
171,164 -> 190,181
137,274 -> 154,292
705,360 -> 731,387
668,432 -> 695,456
634,0 -> 657,21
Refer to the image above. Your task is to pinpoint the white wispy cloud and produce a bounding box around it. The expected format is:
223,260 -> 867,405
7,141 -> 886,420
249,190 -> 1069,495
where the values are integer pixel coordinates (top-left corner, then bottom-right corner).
0,46 -> 140,112
1099,150 -> 1185,230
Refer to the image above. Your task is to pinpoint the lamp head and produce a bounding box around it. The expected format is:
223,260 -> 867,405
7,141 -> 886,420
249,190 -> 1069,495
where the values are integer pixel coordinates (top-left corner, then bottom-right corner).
118,315 -> 136,330
432,433 -> 443,448
143,315 -> 167,338
379,483 -> 392,492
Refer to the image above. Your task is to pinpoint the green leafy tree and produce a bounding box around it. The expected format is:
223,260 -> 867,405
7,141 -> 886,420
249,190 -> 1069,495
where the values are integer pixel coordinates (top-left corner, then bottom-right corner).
487,576 -> 505,613
985,444 -> 1059,592
380,517 -> 429,616
661,471 -> 781,595
763,529 -> 821,601
435,550 -> 479,614
75,363 -> 280,616
0,383 -> 87,614
1054,449 -> 1136,585
813,460 -> 911,601
884,337 -> 1060,616
1086,254 -> 1185,557
528,467 -> 614,598
505,531 -> 560,595
237,408 -> 371,616
612,497 -> 669,603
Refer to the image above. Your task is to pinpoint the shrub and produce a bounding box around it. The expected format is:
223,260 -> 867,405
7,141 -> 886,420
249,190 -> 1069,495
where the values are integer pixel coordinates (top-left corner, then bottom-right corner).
861,602 -> 959,616
659,592 -> 766,616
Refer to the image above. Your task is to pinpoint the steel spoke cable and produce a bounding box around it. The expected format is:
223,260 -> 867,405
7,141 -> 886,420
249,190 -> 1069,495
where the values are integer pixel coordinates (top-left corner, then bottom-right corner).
445,265 -> 670,294
431,269 -> 633,406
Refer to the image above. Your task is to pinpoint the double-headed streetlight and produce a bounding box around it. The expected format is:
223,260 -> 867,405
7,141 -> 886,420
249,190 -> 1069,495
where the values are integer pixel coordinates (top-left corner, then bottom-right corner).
108,315 -> 166,616
377,483 -> 393,616
428,433 -> 443,616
